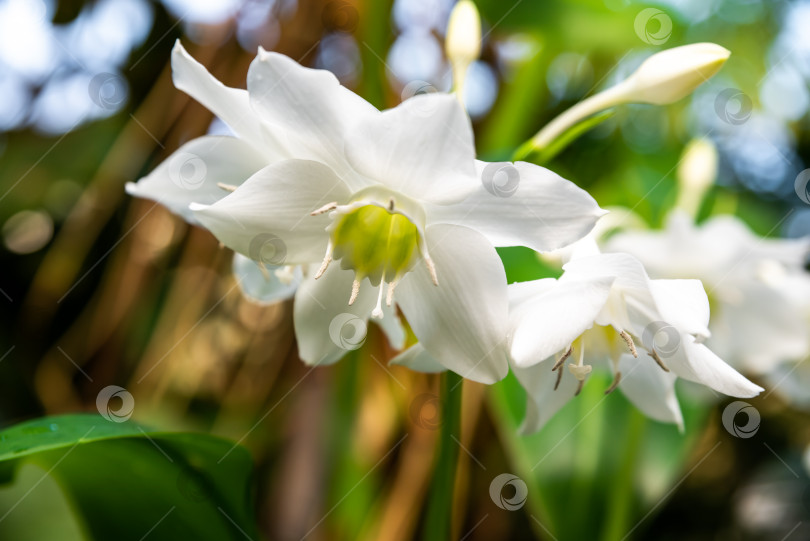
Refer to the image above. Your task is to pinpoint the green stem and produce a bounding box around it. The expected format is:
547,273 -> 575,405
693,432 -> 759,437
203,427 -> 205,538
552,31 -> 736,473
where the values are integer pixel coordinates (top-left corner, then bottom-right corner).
423,371 -> 463,541
601,409 -> 646,541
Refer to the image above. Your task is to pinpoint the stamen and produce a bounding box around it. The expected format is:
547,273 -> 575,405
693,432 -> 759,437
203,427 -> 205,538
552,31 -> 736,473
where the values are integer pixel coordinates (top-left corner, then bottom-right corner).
348,279 -> 361,305
257,261 -> 270,280
605,372 -> 622,395
371,284 -> 385,319
553,365 -> 563,391
552,346 -> 573,371
274,265 -> 295,285
648,349 -> 671,372
574,379 -> 585,396
217,182 -> 238,192
311,201 -> 338,216
619,330 -> 638,358
315,241 -> 334,279
388,198 -> 395,211
386,280 -> 398,306
423,254 -> 439,286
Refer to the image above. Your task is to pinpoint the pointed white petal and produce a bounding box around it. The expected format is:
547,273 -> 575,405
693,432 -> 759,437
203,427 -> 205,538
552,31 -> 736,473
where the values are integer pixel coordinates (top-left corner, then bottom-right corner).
512,358 -> 579,434
171,41 -> 281,156
126,136 -> 268,222
293,265 -> 376,366
669,334 -> 764,397
507,278 -> 557,312
232,253 -> 300,305
246,49 -> 378,190
190,159 -> 351,265
618,353 -> 684,430
648,279 -> 711,338
509,276 -> 615,368
396,224 -> 510,384
429,161 -> 606,251
344,94 -> 478,203
389,343 -> 447,373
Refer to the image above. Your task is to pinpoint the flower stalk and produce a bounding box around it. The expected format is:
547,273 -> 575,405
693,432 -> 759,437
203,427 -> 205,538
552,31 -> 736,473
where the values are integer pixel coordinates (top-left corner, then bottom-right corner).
423,371 -> 463,541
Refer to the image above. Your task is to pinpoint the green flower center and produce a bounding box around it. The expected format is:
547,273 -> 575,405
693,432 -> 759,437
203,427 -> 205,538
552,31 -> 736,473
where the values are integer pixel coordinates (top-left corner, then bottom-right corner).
331,203 -> 420,286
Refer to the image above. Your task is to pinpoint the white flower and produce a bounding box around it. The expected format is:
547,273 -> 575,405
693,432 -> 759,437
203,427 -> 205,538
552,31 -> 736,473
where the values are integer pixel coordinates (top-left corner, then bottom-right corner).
507,252 -> 763,433
605,211 -> 810,379
126,41 -> 605,384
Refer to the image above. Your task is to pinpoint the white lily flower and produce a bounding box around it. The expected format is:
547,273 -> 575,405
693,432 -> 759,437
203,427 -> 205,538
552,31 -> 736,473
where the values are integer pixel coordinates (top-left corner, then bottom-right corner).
126,41 -> 606,383
605,211 -> 810,379
508,252 -> 763,433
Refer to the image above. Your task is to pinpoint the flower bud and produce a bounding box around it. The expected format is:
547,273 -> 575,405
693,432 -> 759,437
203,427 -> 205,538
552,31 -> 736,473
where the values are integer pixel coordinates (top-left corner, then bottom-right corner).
446,0 -> 481,65
622,43 -> 730,105
676,138 -> 718,217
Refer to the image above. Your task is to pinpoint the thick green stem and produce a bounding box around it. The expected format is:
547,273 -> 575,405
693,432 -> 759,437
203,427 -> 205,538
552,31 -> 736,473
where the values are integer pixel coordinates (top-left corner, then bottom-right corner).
422,371 -> 463,541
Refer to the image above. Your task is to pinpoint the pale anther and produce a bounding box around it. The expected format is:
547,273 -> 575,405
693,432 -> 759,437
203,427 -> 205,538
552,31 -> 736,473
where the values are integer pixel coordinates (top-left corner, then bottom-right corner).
619,330 -> 638,358
311,201 -> 338,216
348,279 -> 361,305
648,349 -> 671,372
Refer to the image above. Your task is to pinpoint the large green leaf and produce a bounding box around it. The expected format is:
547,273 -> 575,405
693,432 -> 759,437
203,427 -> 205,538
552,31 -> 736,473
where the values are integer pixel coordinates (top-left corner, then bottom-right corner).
0,414 -> 258,541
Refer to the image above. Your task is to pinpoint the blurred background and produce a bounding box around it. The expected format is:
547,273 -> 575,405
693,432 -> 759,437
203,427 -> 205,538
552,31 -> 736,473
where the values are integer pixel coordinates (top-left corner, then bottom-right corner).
0,0 -> 809,539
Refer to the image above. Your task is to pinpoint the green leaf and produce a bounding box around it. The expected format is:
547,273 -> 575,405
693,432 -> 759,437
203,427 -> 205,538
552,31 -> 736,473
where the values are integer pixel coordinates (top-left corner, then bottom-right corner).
0,414 -> 258,541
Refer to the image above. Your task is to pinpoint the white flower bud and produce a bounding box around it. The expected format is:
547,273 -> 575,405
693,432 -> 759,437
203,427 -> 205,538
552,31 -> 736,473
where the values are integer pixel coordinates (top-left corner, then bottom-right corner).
676,138 -> 719,217
622,43 -> 730,105
446,0 -> 481,65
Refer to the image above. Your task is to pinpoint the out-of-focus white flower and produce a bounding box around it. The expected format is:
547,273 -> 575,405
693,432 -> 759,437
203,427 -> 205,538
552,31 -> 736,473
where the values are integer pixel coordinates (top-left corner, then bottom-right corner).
529,43 -> 729,151
127,41 -> 605,383
507,252 -> 762,433
605,211 -> 810,387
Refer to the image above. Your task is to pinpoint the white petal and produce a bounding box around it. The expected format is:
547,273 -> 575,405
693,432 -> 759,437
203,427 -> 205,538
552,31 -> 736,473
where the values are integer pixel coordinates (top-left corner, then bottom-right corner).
375,304 -> 406,350
293,264 -> 376,366
395,224 -> 510,384
509,276 -> 615,368
512,358 -> 579,434
507,278 -> 557,312
428,161 -> 606,252
232,253 -> 300,305
344,94 -> 478,203
648,279 -> 711,338
669,334 -> 764,397
126,136 -> 268,222
618,353 -> 683,430
389,343 -> 447,373
246,48 -> 378,190
190,159 -> 351,265
171,41 -> 282,157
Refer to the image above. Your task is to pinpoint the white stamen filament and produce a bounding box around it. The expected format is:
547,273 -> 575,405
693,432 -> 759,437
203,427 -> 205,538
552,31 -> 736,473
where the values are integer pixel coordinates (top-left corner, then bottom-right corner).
371,284 -> 385,319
